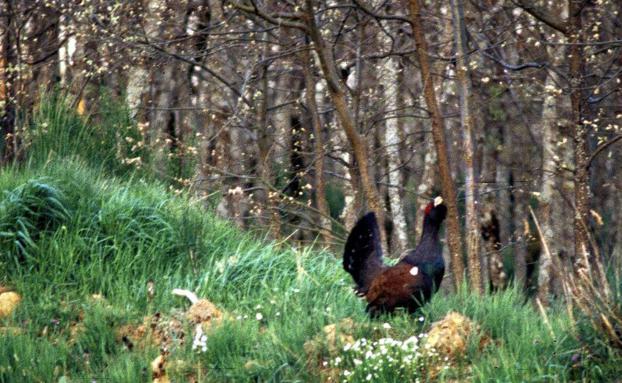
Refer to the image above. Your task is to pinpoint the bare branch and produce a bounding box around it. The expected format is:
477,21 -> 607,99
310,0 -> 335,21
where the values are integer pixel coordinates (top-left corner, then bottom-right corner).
229,0 -> 308,31
511,0 -> 569,34
480,50 -> 546,71
586,135 -> 622,170
351,0 -> 413,25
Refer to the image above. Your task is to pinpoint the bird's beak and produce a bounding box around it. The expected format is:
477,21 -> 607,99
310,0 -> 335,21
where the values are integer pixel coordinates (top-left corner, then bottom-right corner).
433,196 -> 443,207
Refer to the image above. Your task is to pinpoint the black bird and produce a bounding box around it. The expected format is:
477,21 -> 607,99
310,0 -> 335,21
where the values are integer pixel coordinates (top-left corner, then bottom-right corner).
343,197 -> 447,316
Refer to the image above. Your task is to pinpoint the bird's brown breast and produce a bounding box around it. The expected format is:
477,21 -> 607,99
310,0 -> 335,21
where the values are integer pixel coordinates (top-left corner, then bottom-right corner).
365,263 -> 427,306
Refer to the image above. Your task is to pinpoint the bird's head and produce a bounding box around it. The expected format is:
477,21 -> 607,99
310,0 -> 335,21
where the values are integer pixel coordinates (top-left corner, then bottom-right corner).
424,196 -> 447,224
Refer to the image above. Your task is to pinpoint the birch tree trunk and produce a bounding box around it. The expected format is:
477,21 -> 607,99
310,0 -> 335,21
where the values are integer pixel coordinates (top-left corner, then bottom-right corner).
271,69 -> 293,170
57,14 -> 71,87
538,80 -> 557,305
255,48 -> 272,228
382,50 -> 408,254
450,0 -> 482,293
538,59 -> 563,305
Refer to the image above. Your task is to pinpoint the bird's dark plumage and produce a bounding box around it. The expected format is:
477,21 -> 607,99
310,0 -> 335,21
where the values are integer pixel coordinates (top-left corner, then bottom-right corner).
343,212 -> 385,296
343,199 -> 447,316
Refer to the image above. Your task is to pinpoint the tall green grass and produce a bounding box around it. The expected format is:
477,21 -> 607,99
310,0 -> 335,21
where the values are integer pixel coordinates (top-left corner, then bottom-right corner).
26,91 -> 148,177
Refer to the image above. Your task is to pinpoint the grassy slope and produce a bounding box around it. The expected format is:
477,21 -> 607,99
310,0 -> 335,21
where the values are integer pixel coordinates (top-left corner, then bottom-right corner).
0,96 -> 618,382
0,160 -> 601,383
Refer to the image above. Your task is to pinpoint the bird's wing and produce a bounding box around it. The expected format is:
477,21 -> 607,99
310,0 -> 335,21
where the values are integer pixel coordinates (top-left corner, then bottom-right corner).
365,263 -> 432,316
343,212 -> 385,294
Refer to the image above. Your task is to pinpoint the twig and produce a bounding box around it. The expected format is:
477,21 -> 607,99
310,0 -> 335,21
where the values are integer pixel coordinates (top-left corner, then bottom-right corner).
172,288 -> 199,304
586,135 -> 622,170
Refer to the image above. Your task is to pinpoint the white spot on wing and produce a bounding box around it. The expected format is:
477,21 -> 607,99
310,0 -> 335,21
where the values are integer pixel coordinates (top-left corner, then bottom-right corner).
409,266 -> 419,276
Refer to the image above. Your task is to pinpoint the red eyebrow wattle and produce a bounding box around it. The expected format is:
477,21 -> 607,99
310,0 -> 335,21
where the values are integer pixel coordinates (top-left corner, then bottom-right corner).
424,203 -> 433,215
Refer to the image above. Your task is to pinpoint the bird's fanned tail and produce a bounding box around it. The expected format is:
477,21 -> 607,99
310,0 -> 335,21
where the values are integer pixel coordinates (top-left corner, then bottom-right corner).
342,212 -> 385,295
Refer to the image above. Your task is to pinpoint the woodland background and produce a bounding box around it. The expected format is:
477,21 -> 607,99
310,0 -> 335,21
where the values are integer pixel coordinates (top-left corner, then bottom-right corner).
2,0 -> 622,314
1,1 -> 622,381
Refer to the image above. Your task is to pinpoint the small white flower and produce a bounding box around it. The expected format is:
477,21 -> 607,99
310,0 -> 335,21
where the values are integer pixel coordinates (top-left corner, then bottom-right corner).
192,324 -> 208,352
382,323 -> 391,329
255,313 -> 263,321
418,316 -> 425,322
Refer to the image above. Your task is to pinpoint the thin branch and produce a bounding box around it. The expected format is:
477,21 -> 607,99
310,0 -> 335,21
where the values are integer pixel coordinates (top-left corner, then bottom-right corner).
230,1 -> 308,31
586,135 -> 622,170
511,0 -> 568,34
351,0 -> 413,25
480,50 -> 546,71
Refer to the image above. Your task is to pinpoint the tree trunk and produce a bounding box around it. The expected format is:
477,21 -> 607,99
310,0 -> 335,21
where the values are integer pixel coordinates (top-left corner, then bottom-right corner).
271,69 -> 293,170
414,132 -> 438,241
382,51 -> 408,255
304,0 -> 385,248
409,0 -> 465,288
301,42 -> 331,243
414,14 -> 452,240
568,0 -> 590,259
538,60 -> 563,305
255,53 -> 272,227
450,0 -> 482,293
0,0 -> 16,164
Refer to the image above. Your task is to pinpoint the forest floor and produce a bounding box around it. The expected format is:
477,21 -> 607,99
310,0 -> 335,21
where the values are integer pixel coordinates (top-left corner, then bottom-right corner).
1,159 -> 620,383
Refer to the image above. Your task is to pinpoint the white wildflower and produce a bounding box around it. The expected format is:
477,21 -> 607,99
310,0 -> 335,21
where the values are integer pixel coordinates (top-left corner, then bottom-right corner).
192,324 -> 208,352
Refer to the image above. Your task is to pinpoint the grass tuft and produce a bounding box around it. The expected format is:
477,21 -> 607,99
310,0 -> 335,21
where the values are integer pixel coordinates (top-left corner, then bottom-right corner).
0,180 -> 70,263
